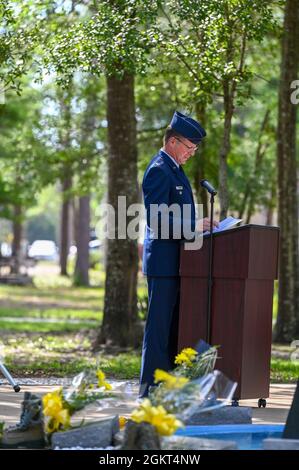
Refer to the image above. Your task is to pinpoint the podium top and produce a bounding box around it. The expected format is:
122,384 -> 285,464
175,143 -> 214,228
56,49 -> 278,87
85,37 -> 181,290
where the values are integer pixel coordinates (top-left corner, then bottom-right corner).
202,223 -> 279,239
180,224 -> 279,280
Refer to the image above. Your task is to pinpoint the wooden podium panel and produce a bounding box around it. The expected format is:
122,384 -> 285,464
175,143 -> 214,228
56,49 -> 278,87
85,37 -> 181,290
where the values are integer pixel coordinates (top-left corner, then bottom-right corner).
178,225 -> 279,400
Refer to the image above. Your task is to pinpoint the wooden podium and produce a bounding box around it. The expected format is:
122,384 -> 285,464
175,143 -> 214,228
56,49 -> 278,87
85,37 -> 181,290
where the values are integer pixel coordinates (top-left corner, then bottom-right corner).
178,224 -> 279,402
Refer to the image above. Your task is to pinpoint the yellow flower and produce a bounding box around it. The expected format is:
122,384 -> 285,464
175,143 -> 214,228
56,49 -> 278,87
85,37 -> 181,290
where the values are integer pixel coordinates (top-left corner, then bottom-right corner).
174,348 -> 198,366
96,369 -> 112,390
42,389 -> 70,433
45,409 -> 70,433
154,369 -> 189,389
131,399 -> 183,436
42,389 -> 63,416
119,416 -> 127,429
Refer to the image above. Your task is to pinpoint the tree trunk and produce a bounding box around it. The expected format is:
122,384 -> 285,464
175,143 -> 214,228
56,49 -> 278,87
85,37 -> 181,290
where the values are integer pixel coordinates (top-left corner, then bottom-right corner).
238,109 -> 270,221
274,0 -> 299,343
219,79 -> 234,220
95,72 -> 141,349
72,76 -> 98,287
11,204 -> 22,275
266,180 -> 276,226
59,174 -> 72,276
74,195 -> 90,286
192,102 -> 208,215
219,26 -> 246,220
57,83 -> 73,277
266,205 -> 274,226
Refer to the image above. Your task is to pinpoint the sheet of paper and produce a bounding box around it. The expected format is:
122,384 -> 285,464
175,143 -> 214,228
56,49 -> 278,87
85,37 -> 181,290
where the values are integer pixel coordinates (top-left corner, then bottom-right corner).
204,216 -> 242,235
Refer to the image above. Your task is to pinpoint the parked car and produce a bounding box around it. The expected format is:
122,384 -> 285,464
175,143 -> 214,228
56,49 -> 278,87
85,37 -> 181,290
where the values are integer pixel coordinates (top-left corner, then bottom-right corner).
0,242 -> 12,258
89,239 -> 102,251
28,240 -> 58,261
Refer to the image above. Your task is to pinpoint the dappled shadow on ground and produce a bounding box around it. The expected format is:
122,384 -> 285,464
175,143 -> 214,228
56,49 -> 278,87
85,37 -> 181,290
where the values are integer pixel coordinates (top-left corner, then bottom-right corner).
241,384 -> 296,424
0,262 -> 103,313
0,298 -> 102,312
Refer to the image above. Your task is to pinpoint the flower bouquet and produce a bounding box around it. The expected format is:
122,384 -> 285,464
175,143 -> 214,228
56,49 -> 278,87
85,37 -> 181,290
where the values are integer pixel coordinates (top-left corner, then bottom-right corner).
125,344 -> 237,448
43,368 -> 113,434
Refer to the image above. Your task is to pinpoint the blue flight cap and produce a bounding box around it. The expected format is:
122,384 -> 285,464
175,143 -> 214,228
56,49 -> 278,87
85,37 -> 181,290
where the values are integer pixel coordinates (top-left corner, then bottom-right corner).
170,111 -> 206,144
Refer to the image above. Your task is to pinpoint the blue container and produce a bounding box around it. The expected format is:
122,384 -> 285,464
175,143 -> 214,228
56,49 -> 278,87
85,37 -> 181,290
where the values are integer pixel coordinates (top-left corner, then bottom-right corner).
175,424 -> 284,450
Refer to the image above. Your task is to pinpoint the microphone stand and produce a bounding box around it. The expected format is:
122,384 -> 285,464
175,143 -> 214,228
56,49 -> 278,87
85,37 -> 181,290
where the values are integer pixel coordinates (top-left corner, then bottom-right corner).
0,361 -> 21,392
206,192 -> 215,344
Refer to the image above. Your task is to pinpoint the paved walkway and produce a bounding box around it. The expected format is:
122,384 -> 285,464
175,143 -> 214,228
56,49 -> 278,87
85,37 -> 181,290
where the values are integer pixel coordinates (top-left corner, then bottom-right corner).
0,380 -> 295,426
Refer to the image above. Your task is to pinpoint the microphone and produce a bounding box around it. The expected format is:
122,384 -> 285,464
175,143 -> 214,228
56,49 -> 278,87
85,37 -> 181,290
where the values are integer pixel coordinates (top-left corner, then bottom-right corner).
200,179 -> 217,196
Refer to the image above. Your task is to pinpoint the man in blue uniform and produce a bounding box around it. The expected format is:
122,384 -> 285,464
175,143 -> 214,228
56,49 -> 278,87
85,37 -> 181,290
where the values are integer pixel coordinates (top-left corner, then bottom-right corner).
139,111 -> 218,398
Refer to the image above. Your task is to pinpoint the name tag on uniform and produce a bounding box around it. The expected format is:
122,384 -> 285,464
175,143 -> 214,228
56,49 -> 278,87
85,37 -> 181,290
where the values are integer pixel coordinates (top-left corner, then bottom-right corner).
176,186 -> 183,190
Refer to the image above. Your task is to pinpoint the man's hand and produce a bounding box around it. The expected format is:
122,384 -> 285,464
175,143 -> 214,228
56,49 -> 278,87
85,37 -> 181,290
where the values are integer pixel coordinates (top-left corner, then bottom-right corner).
196,217 -> 219,233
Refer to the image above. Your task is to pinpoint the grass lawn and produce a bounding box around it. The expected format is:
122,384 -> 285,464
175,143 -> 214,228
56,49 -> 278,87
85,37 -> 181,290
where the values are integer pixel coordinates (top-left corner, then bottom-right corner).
2,331 -> 141,379
270,358 -> 299,383
0,262 -> 297,383
0,261 -> 142,380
